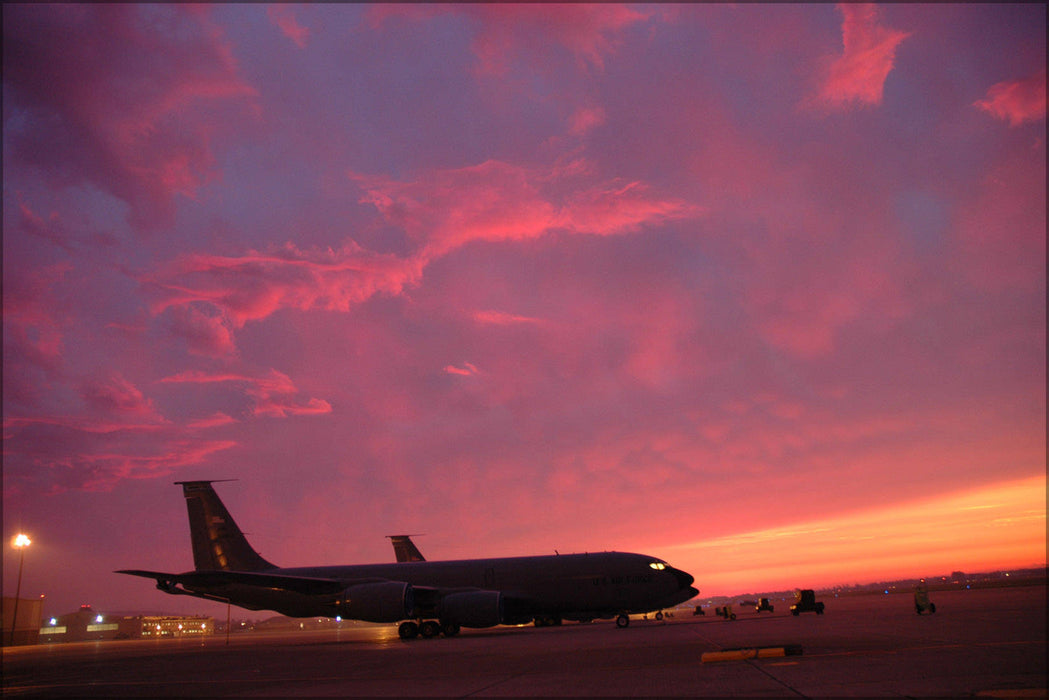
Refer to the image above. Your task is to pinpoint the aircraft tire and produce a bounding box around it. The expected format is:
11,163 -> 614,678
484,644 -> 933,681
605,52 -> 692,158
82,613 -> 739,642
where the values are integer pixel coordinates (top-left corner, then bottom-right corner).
420,620 -> 441,638
398,621 -> 419,640
440,621 -> 461,637
655,611 -> 664,621
616,614 -> 630,628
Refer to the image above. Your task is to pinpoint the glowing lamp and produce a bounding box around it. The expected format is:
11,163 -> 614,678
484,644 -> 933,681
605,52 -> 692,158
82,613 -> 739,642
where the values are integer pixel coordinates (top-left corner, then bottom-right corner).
10,533 -> 33,644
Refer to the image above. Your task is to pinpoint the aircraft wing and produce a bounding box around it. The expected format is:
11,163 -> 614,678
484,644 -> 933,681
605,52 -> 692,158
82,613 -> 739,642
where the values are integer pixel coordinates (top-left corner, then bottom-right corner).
116,569 -> 349,596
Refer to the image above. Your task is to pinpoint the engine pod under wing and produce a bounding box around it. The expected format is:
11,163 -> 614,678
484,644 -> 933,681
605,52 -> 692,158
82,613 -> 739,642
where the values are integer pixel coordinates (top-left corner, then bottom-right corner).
336,581 -> 414,623
439,590 -> 504,628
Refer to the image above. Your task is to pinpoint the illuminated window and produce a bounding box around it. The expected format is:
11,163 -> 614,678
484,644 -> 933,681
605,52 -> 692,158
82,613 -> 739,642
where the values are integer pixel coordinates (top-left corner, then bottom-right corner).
649,562 -> 666,570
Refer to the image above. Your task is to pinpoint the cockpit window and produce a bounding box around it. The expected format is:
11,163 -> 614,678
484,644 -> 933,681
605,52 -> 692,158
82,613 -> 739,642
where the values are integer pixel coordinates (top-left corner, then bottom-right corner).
649,561 -> 666,570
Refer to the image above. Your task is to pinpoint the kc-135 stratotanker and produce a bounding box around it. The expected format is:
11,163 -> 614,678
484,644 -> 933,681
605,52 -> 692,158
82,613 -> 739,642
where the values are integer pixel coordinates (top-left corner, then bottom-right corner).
118,481 -> 698,638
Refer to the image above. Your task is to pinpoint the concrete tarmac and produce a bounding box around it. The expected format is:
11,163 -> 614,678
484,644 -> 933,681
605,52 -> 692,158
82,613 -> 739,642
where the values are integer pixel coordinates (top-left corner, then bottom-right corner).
3,585 -> 1045,697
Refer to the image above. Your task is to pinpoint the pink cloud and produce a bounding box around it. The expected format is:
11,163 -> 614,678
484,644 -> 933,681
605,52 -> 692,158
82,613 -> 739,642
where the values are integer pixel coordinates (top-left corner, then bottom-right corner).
569,105 -> 607,136
144,160 -> 698,353
80,372 -> 161,419
354,160 -> 702,261
17,201 -> 77,253
558,180 -> 700,237
472,310 -> 545,326
186,412 -> 237,429
3,414 -> 166,437
1,408 -> 239,494
444,362 -> 480,377
353,161 -> 559,259
2,5 -> 257,228
165,304 -> 237,357
974,70 -> 1047,126
469,4 -> 650,74
47,437 -> 239,494
267,4 -> 309,48
367,4 -> 650,74
159,368 -> 332,418
2,263 -> 69,380
814,4 -> 910,108
145,241 -> 425,332
254,396 -> 333,418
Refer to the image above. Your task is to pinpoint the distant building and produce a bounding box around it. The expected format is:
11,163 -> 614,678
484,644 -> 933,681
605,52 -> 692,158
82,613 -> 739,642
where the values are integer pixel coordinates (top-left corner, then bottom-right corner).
38,605 -> 213,643
2,596 -> 44,646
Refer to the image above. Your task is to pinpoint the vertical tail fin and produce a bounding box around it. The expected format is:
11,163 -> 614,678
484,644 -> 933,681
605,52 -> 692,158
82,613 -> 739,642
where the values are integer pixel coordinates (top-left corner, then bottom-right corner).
176,481 -> 275,572
388,535 -> 426,562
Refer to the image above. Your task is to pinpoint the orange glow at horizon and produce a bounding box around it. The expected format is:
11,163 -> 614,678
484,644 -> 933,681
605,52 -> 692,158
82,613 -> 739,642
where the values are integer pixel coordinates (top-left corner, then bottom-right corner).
667,474 -> 1046,596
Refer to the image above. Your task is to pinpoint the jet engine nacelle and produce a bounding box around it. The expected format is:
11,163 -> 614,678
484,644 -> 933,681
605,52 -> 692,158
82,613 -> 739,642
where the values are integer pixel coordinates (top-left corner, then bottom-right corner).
338,581 -> 414,623
439,590 -> 504,628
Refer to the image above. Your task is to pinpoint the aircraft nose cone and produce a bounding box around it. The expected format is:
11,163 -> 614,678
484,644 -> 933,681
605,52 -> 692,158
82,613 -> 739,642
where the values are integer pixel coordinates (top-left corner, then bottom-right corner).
670,566 -> 694,590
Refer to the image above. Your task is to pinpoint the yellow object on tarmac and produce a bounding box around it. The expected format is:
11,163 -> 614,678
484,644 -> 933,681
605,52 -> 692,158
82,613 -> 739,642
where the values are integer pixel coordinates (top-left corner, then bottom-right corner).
701,645 -> 803,663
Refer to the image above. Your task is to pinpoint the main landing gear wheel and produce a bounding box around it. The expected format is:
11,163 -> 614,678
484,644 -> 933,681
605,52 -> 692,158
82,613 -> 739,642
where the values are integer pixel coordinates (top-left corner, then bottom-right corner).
616,614 -> 630,628
534,615 -> 562,627
398,621 -> 419,640
654,611 -> 664,621
419,620 -> 441,638
440,621 -> 461,637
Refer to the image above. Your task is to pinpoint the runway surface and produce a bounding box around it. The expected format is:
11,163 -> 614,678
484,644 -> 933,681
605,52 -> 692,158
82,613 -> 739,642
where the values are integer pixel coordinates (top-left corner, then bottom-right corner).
4,585 -> 1045,697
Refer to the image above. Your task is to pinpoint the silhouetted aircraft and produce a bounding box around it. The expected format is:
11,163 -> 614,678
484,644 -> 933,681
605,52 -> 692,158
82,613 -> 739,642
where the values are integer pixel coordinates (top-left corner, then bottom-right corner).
388,534 -> 426,562
117,481 -> 698,638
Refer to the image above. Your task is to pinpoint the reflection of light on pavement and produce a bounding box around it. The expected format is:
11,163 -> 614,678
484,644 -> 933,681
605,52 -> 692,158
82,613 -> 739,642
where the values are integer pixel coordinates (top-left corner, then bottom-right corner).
373,624 -> 402,647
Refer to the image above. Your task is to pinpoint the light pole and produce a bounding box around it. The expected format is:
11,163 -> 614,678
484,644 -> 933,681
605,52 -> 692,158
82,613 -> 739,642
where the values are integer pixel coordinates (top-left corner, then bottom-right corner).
10,534 -> 31,646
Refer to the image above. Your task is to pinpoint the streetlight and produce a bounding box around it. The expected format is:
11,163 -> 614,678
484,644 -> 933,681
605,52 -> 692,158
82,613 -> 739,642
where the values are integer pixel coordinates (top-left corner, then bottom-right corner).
10,534 -> 32,646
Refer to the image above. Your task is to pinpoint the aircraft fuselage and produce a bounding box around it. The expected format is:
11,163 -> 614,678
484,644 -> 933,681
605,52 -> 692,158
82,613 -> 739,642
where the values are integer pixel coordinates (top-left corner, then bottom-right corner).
190,551 -> 695,620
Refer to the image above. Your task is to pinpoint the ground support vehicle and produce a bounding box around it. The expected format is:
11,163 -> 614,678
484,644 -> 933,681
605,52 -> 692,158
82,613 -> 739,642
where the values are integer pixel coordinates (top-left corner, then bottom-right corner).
914,582 -> 936,615
790,589 -> 825,615
715,605 -> 736,620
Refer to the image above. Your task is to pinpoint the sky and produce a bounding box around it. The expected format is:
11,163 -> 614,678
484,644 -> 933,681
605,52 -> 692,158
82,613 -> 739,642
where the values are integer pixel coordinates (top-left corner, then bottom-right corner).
3,3 -> 1045,617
